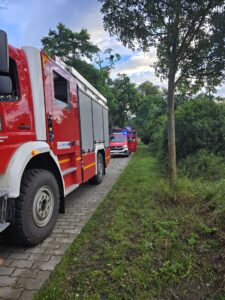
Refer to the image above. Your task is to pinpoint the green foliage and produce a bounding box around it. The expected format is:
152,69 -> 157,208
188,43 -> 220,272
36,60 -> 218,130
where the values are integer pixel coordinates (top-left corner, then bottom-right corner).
187,233 -> 198,246
100,0 -> 225,182
178,150 -> 225,181
42,23 -> 99,62
110,74 -> 141,127
100,0 -> 225,92
198,224 -> 218,235
34,145 -> 225,299
174,98 -> 225,160
133,81 -> 167,145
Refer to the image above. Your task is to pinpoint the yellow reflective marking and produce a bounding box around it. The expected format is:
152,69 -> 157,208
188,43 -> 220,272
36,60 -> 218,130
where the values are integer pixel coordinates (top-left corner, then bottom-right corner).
76,157 -> 81,161
59,158 -> 70,165
83,162 -> 96,170
106,156 -> 111,160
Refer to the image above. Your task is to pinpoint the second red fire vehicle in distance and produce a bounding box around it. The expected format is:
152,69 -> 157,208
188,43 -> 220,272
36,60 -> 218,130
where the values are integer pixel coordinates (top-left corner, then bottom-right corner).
110,127 -> 138,157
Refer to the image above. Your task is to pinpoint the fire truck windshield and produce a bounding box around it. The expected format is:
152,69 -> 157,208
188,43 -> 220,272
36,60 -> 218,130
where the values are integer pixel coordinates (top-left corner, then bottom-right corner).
110,135 -> 127,142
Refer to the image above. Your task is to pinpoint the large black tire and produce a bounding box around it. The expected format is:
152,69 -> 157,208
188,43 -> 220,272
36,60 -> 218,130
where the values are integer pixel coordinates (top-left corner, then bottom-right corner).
90,153 -> 104,185
6,169 -> 60,246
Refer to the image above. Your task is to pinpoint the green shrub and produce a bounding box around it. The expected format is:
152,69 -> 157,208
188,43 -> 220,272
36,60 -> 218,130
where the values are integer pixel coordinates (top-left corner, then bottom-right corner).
161,97 -> 225,160
148,115 -> 167,156
178,150 -> 225,180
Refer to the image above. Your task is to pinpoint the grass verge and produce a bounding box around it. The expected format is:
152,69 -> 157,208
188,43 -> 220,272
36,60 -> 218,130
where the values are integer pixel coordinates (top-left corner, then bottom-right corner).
34,145 -> 225,299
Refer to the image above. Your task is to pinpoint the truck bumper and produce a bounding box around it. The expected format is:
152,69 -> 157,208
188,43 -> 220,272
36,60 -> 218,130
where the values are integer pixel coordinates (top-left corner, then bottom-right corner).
110,149 -> 129,156
0,192 -> 10,233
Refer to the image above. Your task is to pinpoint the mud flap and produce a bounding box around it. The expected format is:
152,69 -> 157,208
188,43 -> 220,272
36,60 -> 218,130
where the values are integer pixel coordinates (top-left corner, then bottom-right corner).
0,192 -> 10,233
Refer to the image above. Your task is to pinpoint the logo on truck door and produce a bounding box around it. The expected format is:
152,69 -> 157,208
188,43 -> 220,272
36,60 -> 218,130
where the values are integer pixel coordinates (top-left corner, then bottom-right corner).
57,141 -> 71,150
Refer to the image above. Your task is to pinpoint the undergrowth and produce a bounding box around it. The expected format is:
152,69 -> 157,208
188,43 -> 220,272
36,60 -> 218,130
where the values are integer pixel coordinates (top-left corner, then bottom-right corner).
34,145 -> 225,300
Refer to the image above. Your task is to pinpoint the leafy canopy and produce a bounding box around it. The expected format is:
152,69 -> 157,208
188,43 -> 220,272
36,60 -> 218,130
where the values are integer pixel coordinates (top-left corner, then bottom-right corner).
42,23 -> 99,63
99,0 -> 225,92
41,23 -> 122,120
110,74 -> 141,127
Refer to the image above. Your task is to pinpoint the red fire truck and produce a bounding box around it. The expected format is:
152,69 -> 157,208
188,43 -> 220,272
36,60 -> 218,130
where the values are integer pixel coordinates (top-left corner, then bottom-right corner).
110,127 -> 138,156
0,30 -> 110,246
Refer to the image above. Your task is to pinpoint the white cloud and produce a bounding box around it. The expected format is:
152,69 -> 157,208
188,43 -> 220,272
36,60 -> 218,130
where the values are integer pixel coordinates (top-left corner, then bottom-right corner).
109,49 -> 167,87
111,50 -> 157,76
0,0 -> 224,95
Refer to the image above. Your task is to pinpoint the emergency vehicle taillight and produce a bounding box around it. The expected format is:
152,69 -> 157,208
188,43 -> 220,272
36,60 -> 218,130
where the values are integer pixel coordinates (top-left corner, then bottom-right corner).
0,116 -> 3,131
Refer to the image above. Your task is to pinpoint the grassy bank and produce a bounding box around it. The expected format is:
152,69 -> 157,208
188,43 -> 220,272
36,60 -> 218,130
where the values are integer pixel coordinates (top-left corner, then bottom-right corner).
34,145 -> 225,299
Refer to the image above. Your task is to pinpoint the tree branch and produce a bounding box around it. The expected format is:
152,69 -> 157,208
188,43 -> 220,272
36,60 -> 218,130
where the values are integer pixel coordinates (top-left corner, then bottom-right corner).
176,0 -> 214,62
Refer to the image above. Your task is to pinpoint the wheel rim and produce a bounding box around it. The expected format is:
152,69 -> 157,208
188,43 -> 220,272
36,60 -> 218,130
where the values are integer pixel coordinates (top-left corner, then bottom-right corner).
32,186 -> 54,227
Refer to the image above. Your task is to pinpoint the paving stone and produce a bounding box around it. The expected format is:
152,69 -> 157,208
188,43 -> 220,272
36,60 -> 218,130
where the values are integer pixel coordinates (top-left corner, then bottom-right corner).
52,228 -> 64,233
0,287 -> 23,300
10,260 -> 33,269
44,243 -> 70,256
0,267 -> 15,276
35,256 -> 62,271
0,156 -> 130,299
8,253 -> 30,260
24,247 -> 45,255
28,254 -> 51,262
0,276 -> 17,287
11,268 -> 38,279
63,228 -> 81,234
16,270 -> 50,290
2,259 -> 13,267
49,233 -> 68,239
55,237 -> 75,244
17,290 -> 35,300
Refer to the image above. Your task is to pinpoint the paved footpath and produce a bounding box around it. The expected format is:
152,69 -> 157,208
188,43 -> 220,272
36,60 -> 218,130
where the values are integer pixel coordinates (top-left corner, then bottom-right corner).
0,156 -> 130,300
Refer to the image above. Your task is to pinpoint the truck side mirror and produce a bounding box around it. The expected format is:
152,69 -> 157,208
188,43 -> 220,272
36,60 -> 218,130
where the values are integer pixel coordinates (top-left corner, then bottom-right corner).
0,75 -> 12,94
0,30 -> 9,73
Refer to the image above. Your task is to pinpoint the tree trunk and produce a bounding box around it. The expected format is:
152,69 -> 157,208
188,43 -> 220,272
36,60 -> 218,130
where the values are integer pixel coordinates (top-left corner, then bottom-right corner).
167,65 -> 177,185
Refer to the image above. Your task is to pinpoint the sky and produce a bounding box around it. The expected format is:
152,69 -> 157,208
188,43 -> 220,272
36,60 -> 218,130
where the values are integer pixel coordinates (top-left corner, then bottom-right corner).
0,0 -> 224,95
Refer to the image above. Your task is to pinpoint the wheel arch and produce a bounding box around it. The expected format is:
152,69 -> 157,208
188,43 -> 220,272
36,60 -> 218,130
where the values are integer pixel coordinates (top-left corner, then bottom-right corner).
0,142 -> 64,202
97,149 -> 106,174
95,143 -> 106,175
25,152 -> 64,202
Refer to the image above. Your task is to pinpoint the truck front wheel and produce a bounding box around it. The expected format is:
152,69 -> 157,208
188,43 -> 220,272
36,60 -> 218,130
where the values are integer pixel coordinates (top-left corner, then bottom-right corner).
7,169 -> 59,246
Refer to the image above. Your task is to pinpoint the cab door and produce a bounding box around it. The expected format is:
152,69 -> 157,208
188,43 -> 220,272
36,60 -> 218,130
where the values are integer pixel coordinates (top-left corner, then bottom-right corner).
48,64 -> 77,156
42,56 -> 82,186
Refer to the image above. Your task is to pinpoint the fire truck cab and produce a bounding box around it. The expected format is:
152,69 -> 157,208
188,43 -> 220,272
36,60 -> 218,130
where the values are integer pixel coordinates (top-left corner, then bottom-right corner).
110,127 -> 138,157
0,30 -> 110,246
110,131 -> 129,156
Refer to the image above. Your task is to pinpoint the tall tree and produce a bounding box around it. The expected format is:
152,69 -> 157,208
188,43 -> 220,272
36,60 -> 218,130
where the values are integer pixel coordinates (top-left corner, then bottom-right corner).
41,23 -> 120,99
135,81 -> 166,144
111,74 -> 141,127
42,23 -> 99,63
99,0 -> 225,184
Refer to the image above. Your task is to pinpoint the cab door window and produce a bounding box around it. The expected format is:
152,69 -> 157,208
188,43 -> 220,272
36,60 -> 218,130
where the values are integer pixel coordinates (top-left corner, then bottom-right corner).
53,71 -> 70,108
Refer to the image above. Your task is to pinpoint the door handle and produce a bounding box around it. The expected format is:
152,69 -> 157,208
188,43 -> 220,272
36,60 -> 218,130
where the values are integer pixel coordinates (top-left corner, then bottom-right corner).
18,124 -> 31,130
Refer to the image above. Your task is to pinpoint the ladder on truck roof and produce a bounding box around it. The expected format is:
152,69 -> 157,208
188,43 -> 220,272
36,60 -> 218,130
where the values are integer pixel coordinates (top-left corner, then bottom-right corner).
54,56 -> 107,109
